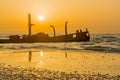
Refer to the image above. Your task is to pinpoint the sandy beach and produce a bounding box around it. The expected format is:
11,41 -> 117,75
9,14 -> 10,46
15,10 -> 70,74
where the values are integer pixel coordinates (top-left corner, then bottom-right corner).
0,50 -> 120,79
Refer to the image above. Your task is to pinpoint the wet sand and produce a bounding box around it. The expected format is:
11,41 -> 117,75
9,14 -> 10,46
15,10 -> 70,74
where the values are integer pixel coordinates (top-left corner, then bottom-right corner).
0,50 -> 120,79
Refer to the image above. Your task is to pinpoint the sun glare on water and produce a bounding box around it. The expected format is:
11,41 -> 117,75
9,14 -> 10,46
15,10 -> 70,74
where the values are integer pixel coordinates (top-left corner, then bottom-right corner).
40,51 -> 44,57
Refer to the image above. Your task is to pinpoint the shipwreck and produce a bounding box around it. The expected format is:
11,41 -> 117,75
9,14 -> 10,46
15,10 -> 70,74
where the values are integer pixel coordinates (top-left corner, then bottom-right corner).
0,14 -> 90,43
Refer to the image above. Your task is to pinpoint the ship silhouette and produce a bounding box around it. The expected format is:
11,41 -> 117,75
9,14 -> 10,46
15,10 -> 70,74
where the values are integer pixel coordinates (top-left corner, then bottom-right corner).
0,14 -> 90,43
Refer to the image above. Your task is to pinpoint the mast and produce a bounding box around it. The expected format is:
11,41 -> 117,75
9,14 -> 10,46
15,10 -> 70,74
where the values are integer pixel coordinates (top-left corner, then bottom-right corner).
28,13 -> 34,36
65,21 -> 68,36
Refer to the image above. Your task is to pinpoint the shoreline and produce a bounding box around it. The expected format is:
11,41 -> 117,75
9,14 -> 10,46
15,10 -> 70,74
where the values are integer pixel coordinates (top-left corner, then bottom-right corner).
0,63 -> 119,80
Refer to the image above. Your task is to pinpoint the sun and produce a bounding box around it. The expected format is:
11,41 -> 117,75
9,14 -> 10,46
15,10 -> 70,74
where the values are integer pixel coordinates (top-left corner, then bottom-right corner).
39,16 -> 44,21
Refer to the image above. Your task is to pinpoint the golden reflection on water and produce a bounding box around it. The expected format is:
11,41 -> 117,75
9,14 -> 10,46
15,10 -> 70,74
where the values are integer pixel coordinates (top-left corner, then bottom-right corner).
0,51 -> 120,75
28,51 -> 45,67
39,51 -> 44,66
28,51 -> 32,62
40,51 -> 44,57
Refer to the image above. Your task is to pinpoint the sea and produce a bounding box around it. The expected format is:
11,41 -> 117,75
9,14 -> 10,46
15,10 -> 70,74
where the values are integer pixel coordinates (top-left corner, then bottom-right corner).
0,34 -> 120,53
0,34 -> 120,79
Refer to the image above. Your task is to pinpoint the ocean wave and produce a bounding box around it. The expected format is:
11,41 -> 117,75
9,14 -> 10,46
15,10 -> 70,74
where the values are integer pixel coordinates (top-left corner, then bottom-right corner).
83,45 -> 120,53
91,34 -> 120,42
0,43 -> 119,53
0,34 -> 119,53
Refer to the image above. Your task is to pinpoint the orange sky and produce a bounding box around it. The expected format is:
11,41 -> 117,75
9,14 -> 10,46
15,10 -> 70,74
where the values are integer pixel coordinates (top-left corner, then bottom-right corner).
0,0 -> 120,35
